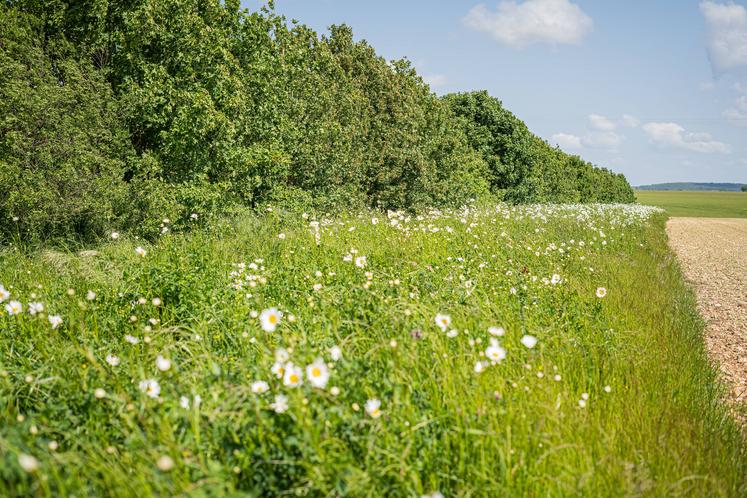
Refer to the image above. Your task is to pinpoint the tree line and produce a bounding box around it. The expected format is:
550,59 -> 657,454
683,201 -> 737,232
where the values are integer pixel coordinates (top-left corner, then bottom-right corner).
0,0 -> 635,242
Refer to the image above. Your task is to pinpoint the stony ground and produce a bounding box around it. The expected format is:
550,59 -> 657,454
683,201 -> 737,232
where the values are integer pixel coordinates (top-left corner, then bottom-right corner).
667,217 -> 747,421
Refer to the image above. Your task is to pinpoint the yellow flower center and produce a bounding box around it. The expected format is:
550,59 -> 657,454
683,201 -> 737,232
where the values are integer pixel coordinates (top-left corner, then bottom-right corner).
289,374 -> 298,383
311,367 -> 321,377
269,315 -> 277,324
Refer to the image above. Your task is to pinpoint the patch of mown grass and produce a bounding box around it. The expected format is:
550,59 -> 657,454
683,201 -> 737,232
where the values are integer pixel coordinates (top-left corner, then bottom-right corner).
0,204 -> 744,497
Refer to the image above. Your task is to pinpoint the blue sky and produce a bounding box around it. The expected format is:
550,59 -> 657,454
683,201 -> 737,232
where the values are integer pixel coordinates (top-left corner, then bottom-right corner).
243,0 -> 747,185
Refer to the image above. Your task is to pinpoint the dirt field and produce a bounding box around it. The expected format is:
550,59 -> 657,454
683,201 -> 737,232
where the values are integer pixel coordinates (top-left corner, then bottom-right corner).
667,217 -> 747,419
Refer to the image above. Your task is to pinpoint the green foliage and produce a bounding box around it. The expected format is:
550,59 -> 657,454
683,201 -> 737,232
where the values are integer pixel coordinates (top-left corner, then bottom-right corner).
1,1 -> 634,243
0,9 -> 134,242
443,91 -> 635,203
742,185 -> 747,192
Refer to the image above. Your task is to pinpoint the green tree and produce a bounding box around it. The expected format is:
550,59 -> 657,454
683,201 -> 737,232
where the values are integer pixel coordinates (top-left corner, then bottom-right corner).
444,90 -> 634,203
1,1 -> 636,243
0,9 -> 133,241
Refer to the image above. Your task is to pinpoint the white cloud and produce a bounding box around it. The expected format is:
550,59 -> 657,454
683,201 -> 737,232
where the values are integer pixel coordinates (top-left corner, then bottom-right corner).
588,113 -> 616,131
700,81 -> 717,91
642,122 -> 731,153
700,1 -> 747,76
723,95 -> 747,126
581,131 -> 625,150
588,113 -> 638,131
422,74 -> 448,87
463,0 -> 593,49
553,113 -> 632,152
733,95 -> 747,111
551,132 -> 583,150
621,114 -> 640,128
734,82 -> 747,93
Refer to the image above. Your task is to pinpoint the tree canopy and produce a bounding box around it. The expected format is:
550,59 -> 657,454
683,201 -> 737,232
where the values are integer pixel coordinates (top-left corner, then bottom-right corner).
1,0 -> 635,242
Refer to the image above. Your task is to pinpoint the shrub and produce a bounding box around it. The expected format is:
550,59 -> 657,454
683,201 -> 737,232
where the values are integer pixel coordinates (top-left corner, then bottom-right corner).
1,1 -> 635,243
443,91 -> 635,203
0,9 -> 134,242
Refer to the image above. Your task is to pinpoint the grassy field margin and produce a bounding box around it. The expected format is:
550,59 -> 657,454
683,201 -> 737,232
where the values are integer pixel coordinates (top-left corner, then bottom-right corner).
0,206 -> 745,496
636,190 -> 747,218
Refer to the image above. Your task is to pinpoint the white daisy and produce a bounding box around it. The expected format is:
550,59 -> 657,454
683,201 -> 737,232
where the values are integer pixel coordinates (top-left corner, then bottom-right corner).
282,363 -> 303,387
355,256 -> 367,268
488,326 -> 505,337
274,348 -> 290,363
520,335 -> 538,349
596,287 -> 607,298
106,355 -> 120,367
18,454 -> 39,473
135,246 -> 147,257
365,398 -> 382,419
271,362 -> 285,379
124,334 -> 140,344
270,394 -> 289,414
485,339 -> 507,364
259,307 -> 282,332
434,313 -> 451,332
155,355 -> 171,372
0,285 -> 9,302
139,379 -> 160,398
329,345 -> 342,361
156,455 -> 174,472
48,315 -> 62,329
421,492 -> 444,498
28,302 -> 44,315
251,380 -> 270,394
306,359 -> 330,389
5,300 -> 22,316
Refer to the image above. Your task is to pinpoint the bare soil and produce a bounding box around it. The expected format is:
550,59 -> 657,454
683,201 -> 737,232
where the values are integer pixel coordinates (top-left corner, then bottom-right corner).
667,217 -> 747,421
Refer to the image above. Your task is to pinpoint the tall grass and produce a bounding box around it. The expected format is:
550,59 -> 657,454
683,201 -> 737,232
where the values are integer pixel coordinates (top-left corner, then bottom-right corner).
0,204 -> 744,497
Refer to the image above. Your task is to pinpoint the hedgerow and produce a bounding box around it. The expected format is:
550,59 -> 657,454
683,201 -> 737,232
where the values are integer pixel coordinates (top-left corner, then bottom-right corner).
1,0 -> 635,242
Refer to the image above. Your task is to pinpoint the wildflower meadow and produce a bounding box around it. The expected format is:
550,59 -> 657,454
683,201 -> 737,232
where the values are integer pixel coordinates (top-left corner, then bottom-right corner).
1,204 -> 745,496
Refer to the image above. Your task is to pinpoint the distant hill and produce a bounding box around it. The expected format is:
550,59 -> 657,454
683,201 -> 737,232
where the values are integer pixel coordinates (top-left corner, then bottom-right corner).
636,182 -> 746,192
